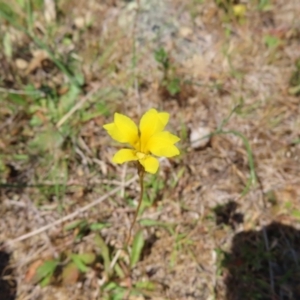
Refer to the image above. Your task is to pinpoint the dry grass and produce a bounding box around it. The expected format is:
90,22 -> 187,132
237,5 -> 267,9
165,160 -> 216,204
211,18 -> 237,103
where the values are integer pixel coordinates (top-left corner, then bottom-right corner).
1,0 -> 300,299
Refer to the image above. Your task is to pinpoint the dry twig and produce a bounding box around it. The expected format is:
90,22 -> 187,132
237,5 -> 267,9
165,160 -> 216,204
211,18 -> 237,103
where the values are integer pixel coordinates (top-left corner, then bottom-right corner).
7,175 -> 138,246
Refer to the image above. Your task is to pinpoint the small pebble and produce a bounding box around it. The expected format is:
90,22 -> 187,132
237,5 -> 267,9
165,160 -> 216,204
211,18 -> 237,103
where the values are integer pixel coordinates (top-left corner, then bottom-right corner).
180,26 -> 193,38
74,17 -> 86,29
190,126 -> 211,149
15,58 -> 28,70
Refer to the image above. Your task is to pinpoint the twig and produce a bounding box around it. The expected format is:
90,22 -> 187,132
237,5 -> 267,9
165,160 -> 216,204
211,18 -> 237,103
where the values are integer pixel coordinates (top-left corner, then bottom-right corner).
75,146 -> 91,166
109,249 -> 121,271
56,84 -> 100,128
24,195 -> 58,258
78,136 -> 93,156
6,175 -> 138,245
121,164 -> 127,198
4,199 -> 26,208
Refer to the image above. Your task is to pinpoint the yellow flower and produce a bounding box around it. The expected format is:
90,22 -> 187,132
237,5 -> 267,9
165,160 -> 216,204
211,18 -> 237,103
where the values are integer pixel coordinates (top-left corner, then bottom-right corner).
103,108 -> 180,174
233,4 -> 246,18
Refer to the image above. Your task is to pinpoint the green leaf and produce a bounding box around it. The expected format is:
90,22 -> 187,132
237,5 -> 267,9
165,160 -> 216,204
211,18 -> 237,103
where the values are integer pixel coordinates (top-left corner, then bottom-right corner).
139,219 -> 167,227
135,280 -> 156,290
139,219 -> 174,234
285,201 -> 292,209
154,47 -> 169,69
114,263 -> 125,279
70,254 -> 88,272
81,111 -> 103,122
111,290 -> 127,300
292,210 -> 300,220
40,274 -> 52,287
90,222 -> 111,231
0,158 -> 5,172
94,234 -> 111,275
264,35 -> 280,49
3,32 -> 12,59
76,252 -> 96,265
58,84 -> 80,116
34,259 -> 58,285
292,138 -> 300,145
29,129 -> 64,152
75,73 -> 85,86
0,2 -> 17,18
102,283 -> 126,300
288,85 -> 300,95
64,220 -> 86,231
130,230 -> 144,268
167,77 -> 181,96
16,0 -> 26,8
103,281 -> 118,292
13,154 -> 29,161
7,94 -> 27,106
257,0 -> 272,11
29,115 -> 43,127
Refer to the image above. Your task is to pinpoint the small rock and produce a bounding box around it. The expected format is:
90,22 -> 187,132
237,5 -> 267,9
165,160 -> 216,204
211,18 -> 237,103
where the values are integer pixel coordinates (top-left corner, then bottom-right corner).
44,0 -> 56,23
74,17 -> 86,29
180,26 -> 193,38
15,58 -> 28,70
190,126 -> 211,149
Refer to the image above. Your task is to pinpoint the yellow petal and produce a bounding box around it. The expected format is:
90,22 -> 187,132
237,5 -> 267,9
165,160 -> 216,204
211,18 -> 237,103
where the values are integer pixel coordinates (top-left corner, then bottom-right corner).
150,144 -> 180,157
139,109 -> 169,152
103,113 -> 138,146
139,156 -> 159,174
112,149 -> 138,164
146,131 -> 180,157
103,123 -> 123,141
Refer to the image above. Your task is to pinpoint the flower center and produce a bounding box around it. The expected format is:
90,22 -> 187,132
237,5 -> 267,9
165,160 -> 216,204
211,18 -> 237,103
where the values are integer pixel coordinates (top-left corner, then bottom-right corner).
136,151 -> 147,160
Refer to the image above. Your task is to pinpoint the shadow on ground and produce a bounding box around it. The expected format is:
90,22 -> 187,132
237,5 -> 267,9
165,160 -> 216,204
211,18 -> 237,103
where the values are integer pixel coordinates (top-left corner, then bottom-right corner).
223,222 -> 300,300
0,250 -> 16,300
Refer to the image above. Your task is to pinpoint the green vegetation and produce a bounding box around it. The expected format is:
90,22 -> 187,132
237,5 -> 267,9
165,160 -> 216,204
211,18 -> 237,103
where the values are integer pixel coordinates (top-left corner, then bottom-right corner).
1,0 -> 300,299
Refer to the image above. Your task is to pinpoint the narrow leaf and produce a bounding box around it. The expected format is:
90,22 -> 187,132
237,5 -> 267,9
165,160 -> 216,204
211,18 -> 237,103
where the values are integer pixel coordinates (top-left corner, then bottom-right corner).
114,263 -> 125,279
95,234 -> 111,275
70,254 -> 88,272
34,259 -> 58,284
76,252 -> 96,265
40,274 -> 52,287
64,220 -> 85,231
139,219 -> 174,234
135,280 -> 156,290
8,94 -> 27,106
130,230 -> 144,268
90,222 -> 110,231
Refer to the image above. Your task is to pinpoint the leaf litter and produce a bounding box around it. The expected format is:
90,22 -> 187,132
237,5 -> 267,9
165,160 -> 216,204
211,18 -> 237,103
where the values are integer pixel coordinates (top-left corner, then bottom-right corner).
1,0 -> 300,299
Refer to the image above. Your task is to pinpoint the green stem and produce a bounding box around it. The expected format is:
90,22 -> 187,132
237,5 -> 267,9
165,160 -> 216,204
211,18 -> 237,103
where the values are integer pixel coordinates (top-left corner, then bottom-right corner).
126,163 -> 144,245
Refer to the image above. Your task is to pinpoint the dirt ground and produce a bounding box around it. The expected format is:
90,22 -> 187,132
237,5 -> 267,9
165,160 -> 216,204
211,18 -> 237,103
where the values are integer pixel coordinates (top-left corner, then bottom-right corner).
1,0 -> 300,299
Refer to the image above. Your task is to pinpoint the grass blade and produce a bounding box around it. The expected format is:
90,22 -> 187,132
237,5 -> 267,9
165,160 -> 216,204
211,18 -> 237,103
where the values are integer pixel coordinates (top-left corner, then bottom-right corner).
130,230 -> 144,268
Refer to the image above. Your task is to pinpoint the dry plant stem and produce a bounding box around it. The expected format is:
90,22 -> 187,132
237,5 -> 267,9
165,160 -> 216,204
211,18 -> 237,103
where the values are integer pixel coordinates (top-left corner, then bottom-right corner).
126,163 -> 144,245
